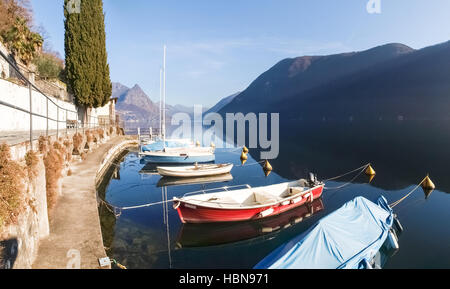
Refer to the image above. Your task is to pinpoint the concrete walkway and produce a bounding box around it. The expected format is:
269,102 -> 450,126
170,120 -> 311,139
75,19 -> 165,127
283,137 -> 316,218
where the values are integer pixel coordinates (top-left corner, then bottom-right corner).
33,136 -> 125,269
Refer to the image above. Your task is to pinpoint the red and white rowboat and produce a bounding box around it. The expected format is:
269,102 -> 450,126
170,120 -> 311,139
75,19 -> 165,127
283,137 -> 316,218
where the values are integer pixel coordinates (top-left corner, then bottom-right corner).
172,178 -> 324,224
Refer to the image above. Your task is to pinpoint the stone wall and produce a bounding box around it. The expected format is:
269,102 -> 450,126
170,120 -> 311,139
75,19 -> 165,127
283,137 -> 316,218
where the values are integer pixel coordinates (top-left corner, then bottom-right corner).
0,157 -> 49,269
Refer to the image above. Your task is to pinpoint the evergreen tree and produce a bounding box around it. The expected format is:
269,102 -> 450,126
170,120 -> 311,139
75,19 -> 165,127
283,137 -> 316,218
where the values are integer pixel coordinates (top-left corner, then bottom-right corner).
64,0 -> 111,110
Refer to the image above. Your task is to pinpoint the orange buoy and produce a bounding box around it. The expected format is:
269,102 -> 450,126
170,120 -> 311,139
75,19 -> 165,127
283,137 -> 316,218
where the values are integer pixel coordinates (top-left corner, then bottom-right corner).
365,164 -> 376,176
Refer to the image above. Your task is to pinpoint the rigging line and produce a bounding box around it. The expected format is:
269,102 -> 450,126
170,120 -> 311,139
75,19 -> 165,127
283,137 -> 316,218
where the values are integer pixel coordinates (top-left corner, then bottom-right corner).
389,177 -> 427,208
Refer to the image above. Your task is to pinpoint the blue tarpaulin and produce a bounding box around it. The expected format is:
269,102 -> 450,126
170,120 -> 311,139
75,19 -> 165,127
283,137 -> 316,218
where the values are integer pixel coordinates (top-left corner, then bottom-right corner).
254,196 -> 394,269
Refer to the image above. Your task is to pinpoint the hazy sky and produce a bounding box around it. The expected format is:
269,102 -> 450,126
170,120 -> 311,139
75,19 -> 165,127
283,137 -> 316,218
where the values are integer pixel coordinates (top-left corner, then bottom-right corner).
31,0 -> 450,106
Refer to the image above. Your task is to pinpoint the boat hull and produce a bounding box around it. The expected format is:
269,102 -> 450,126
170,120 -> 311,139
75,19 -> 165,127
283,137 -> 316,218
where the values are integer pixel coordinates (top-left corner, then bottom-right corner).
174,185 -> 324,224
157,164 -> 233,177
142,153 -> 215,164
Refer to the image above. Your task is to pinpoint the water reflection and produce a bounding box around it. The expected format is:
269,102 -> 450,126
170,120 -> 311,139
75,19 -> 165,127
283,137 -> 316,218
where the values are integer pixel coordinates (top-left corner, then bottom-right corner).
157,174 -> 233,188
97,119 -> 450,268
176,199 -> 325,248
250,120 -> 450,194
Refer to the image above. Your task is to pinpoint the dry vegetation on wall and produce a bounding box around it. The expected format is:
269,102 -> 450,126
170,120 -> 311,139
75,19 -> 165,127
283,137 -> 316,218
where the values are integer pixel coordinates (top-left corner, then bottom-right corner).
73,133 -> 83,155
86,130 -> 93,144
109,126 -> 114,136
43,144 -> 64,210
116,126 -> 124,136
0,143 -> 25,231
97,128 -> 104,141
93,131 -> 99,144
38,136 -> 49,154
63,139 -> 73,162
25,150 -> 39,182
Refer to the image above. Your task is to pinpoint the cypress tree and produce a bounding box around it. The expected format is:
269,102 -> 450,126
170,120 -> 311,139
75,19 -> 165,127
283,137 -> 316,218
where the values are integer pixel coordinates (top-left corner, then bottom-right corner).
64,0 -> 112,111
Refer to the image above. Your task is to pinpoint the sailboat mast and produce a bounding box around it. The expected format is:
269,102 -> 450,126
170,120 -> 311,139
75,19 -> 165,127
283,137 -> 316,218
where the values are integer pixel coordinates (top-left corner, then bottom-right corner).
159,68 -> 162,138
163,45 -> 167,143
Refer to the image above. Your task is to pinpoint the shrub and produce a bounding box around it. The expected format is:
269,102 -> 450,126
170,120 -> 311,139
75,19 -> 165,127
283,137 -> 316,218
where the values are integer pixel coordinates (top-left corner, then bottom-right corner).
0,143 -> 25,230
38,136 -> 49,154
63,139 -> 73,162
72,133 -> 83,155
86,130 -> 93,144
97,128 -> 104,140
24,150 -> 39,181
33,52 -> 64,80
43,146 -> 64,210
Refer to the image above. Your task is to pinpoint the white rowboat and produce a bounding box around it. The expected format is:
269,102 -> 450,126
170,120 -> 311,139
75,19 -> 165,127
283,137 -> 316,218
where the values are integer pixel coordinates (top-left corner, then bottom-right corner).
157,163 -> 233,178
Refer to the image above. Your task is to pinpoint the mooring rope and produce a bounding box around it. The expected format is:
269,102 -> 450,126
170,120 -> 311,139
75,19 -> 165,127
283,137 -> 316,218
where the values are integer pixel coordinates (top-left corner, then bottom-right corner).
389,176 -> 428,208
323,164 -> 370,190
323,164 -> 370,182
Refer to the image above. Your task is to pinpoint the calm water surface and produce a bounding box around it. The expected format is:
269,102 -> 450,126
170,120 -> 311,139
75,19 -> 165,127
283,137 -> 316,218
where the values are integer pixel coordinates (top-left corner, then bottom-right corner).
98,136 -> 450,269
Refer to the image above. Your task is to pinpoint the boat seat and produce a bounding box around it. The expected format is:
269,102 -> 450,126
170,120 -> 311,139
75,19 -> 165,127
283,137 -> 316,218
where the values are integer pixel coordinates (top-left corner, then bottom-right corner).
288,187 -> 305,197
253,191 -> 281,205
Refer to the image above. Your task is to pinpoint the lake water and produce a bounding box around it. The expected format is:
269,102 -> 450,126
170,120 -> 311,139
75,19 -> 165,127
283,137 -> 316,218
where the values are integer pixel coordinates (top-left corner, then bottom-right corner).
98,124 -> 450,269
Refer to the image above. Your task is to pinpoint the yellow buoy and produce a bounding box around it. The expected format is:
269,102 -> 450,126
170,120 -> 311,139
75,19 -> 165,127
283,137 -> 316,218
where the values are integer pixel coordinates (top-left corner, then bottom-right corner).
367,174 -> 376,184
210,142 -> 216,148
365,164 -> 376,176
422,175 -> 436,190
263,160 -> 273,177
196,140 -> 201,147
243,146 -> 249,154
240,151 -> 248,163
263,160 -> 273,172
423,188 -> 434,200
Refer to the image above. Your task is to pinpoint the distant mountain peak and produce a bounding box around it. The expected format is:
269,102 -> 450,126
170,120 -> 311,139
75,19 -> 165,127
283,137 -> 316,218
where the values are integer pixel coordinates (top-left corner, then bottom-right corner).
130,84 -> 143,91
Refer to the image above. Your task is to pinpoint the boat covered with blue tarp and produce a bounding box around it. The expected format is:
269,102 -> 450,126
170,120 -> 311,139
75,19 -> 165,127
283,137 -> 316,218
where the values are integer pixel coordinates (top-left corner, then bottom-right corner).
254,196 -> 396,269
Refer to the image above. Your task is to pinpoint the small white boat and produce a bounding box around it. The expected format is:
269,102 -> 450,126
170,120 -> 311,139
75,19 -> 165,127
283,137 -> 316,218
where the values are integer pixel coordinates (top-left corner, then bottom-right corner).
157,163 -> 233,178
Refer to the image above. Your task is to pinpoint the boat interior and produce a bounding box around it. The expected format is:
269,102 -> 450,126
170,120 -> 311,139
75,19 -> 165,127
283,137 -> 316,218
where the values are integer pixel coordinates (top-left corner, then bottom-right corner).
160,163 -> 232,172
184,179 -> 316,209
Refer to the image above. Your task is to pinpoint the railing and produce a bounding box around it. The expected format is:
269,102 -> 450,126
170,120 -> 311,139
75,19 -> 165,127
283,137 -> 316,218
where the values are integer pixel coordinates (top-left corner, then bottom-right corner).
0,49 -> 102,149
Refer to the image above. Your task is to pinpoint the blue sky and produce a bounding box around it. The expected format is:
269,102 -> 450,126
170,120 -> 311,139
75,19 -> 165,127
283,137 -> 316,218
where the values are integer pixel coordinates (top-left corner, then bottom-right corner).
31,0 -> 450,106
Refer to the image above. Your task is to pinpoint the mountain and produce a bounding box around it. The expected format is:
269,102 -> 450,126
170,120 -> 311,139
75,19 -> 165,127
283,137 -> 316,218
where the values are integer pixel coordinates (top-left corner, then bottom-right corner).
219,43 -> 416,116
113,83 -> 160,128
113,82 -> 210,129
206,92 -> 240,114
280,41 -> 450,121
